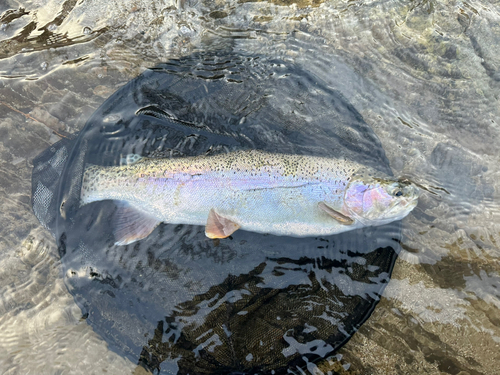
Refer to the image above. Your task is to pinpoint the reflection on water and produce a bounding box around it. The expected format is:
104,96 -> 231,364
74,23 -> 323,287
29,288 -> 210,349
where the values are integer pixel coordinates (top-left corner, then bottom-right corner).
0,0 -> 499,373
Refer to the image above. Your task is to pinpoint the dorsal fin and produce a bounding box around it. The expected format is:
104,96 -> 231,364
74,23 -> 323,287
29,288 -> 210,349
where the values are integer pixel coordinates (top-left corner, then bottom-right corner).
120,154 -> 143,166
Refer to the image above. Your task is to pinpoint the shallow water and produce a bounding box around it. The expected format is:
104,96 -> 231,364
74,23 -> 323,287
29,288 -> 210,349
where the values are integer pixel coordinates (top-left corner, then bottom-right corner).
0,0 -> 499,374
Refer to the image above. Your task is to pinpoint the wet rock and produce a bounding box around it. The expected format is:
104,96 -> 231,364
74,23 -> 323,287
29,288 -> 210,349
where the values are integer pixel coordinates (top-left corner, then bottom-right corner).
92,85 -> 114,98
430,142 -> 491,201
0,117 -> 51,159
29,107 -> 65,133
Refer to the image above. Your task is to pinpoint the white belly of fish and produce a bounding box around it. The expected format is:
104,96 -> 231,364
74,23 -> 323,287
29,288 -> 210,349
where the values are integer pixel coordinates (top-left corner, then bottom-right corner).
160,179 -> 351,236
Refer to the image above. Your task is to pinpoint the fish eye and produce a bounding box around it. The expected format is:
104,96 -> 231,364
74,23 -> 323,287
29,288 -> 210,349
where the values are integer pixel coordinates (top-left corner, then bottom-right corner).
394,190 -> 403,197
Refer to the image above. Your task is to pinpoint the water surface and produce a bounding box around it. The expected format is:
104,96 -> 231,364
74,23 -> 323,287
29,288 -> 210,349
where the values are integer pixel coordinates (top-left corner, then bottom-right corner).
0,0 -> 499,374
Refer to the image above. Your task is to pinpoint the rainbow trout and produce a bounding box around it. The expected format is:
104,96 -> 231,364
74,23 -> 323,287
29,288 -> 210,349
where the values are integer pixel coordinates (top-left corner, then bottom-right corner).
80,150 -> 419,245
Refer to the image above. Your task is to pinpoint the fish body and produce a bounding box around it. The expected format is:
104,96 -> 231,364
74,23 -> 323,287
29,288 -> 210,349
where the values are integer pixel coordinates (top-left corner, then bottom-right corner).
80,150 -> 419,245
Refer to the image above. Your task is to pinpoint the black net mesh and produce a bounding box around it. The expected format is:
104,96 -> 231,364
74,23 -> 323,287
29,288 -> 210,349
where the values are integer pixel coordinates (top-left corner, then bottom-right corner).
32,52 -> 401,374
32,135 -> 75,234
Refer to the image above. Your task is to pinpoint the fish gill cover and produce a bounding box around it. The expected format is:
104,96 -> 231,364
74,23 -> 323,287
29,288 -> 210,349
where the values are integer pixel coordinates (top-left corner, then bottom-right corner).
32,52 -> 401,374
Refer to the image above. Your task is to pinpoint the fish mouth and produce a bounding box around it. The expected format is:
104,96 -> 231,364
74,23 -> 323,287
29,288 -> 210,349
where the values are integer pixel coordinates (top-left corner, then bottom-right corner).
401,197 -> 419,211
376,187 -> 419,223
388,193 -> 419,217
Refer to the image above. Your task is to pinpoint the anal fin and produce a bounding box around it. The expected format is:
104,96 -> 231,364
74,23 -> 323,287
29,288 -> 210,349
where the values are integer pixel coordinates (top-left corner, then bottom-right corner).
205,209 -> 240,239
318,202 -> 354,225
113,202 -> 161,245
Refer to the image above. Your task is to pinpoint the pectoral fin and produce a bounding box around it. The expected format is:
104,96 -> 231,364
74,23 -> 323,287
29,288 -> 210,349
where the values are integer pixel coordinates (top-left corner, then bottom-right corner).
318,202 -> 354,225
205,209 -> 240,239
113,202 -> 161,245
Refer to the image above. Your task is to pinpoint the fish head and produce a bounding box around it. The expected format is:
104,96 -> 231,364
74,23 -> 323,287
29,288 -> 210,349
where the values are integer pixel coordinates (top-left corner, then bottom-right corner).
344,175 -> 419,226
